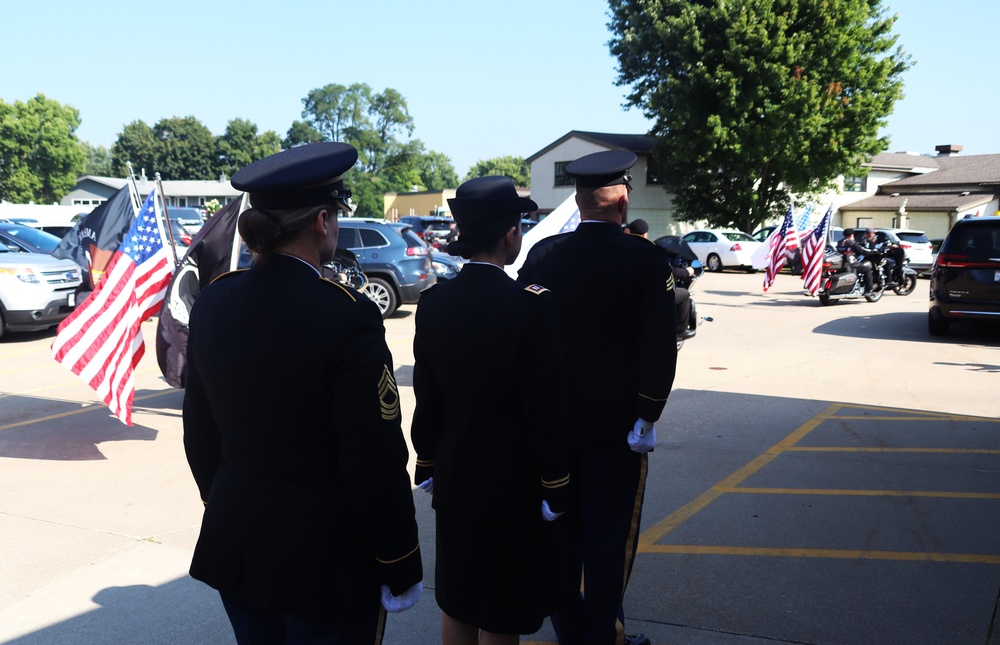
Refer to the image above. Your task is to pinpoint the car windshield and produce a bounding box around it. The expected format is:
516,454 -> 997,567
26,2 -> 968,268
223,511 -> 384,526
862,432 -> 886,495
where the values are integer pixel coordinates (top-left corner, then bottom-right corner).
426,222 -> 453,232
897,232 -> 930,244
721,231 -> 755,242
0,224 -> 61,252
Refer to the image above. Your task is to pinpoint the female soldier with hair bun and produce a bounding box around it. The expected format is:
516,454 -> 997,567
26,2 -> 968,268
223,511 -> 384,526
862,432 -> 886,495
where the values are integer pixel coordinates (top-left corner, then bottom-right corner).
411,176 -> 570,645
183,142 -> 423,644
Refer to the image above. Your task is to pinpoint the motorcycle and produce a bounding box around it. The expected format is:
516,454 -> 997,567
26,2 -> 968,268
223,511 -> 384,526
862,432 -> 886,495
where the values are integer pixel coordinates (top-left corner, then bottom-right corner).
817,244 -> 917,305
654,235 -> 711,350
321,247 -> 368,291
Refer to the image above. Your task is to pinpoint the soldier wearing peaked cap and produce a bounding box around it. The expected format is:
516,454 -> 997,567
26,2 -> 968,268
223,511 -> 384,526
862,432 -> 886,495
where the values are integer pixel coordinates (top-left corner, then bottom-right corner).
182,142 -> 423,645
518,150 -> 677,645
410,176 -> 571,644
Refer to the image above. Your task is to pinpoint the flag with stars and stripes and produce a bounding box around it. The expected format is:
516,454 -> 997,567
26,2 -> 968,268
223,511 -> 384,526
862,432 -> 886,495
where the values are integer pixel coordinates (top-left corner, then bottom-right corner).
52,189 -> 175,425
763,204 -> 796,292
801,205 -> 832,296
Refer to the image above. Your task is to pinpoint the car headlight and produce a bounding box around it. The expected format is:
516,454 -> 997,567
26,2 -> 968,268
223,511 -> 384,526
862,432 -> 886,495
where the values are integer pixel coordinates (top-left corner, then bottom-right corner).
432,261 -> 453,276
0,267 -> 40,283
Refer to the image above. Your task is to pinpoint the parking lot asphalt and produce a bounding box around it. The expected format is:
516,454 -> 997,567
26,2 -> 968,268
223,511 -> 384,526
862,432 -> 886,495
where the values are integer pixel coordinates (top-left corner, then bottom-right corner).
1,269 -> 998,644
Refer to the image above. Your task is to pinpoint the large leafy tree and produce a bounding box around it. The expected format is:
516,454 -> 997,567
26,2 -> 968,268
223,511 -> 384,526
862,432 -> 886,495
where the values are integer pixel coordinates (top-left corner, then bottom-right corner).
283,120 -> 324,148
416,150 -> 460,191
0,94 -> 86,203
111,120 -> 158,177
82,141 -> 113,176
216,118 -> 282,179
300,83 -> 449,217
152,116 -> 217,180
464,155 -> 530,186
608,0 -> 911,232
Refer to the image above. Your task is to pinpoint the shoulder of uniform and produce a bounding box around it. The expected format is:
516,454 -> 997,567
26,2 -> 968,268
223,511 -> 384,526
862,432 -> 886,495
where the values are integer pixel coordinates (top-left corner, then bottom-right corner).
208,269 -> 247,284
319,277 -> 358,301
625,233 -> 655,245
523,284 -> 550,296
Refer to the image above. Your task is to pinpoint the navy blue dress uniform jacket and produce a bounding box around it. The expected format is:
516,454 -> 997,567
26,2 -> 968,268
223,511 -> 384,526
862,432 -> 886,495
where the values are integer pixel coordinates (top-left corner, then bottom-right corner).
411,263 -> 570,518
183,253 -> 422,616
518,221 -> 677,451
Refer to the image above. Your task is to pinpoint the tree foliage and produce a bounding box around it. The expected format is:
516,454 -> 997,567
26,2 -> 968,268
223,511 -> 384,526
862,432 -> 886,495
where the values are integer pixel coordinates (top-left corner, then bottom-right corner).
300,83 -> 456,217
608,0 -> 912,232
153,116 -> 217,180
0,94 -> 86,203
111,120 -> 157,177
283,120 -> 324,148
464,155 -> 531,186
216,118 -> 282,179
82,141 -> 113,176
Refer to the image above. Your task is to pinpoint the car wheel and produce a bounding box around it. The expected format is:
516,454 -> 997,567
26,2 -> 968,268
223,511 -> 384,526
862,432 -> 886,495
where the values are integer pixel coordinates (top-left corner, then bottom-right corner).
744,266 -> 757,273
707,254 -> 723,272
928,309 -> 950,336
362,277 -> 398,318
0,309 -> 6,340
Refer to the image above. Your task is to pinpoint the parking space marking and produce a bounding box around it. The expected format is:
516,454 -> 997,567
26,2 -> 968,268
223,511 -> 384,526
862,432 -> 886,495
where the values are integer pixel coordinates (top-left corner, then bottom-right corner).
639,402 -> 1000,564
0,389 -> 176,432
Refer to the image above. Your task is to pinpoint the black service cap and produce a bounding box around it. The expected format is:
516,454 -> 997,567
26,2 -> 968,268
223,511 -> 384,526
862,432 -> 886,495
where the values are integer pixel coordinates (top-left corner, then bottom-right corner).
232,142 -> 358,210
565,149 -> 637,189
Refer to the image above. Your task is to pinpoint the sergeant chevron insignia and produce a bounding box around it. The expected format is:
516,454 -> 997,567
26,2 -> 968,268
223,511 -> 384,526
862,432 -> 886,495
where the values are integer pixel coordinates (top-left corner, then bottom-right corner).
665,273 -> 675,292
379,365 -> 400,420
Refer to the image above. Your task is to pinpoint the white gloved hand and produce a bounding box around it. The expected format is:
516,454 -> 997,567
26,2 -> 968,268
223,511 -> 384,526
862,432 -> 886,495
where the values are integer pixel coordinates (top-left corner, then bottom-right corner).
627,419 -> 656,453
380,581 -> 423,613
417,478 -> 434,494
541,499 -> 563,522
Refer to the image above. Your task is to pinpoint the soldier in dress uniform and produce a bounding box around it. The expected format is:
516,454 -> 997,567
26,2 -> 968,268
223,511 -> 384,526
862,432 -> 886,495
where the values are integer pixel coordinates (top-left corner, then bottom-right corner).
182,142 -> 423,645
410,176 -> 570,645
518,150 -> 678,645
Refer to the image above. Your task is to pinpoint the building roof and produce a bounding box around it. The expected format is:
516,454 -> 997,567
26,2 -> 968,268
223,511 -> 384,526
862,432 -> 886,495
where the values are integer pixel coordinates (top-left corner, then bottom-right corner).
865,152 -> 940,172
526,130 -> 655,163
875,153 -> 1000,187
77,175 -> 241,197
840,192 -> 995,212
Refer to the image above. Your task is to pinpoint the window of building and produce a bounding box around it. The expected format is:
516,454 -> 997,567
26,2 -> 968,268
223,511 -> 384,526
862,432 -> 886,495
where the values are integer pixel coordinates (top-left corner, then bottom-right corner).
646,157 -> 663,185
844,175 -> 867,192
554,161 -> 574,187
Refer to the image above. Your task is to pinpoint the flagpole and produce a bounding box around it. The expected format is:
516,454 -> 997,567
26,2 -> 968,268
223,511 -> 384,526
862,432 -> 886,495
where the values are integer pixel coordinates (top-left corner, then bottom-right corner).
124,162 -> 143,212
155,173 -> 181,267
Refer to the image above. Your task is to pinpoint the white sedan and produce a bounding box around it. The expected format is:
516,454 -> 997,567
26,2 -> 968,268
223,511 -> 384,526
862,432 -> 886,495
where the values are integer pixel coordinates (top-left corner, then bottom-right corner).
681,229 -> 763,272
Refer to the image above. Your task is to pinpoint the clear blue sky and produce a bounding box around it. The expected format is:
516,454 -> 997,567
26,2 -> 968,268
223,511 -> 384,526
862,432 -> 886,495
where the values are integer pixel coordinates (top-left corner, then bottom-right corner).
3,0 -> 997,177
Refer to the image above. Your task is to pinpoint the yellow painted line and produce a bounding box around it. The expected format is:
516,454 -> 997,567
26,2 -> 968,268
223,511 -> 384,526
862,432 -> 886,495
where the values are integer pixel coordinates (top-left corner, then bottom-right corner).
0,389 -> 177,432
831,414 -> 1000,423
640,544 -> 1000,564
639,403 -> 843,544
720,486 -> 1000,500
827,403 -> 969,418
787,447 -> 1000,455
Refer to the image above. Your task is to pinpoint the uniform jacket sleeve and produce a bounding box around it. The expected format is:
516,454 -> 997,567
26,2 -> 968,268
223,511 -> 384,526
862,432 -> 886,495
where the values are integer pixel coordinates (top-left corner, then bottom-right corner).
331,309 -> 423,596
182,310 -> 222,504
410,303 -> 443,487
636,249 -> 678,422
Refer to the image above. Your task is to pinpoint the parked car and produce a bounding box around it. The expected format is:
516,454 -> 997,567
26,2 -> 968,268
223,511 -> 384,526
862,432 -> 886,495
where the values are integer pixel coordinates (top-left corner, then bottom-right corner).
0,222 -> 62,255
165,207 -> 205,234
0,241 -> 83,338
337,218 -> 436,317
877,228 -> 934,273
928,216 -> 1000,335
397,215 -> 456,248
751,225 -> 803,274
681,229 -> 762,272
430,251 -> 465,282
520,218 -> 538,235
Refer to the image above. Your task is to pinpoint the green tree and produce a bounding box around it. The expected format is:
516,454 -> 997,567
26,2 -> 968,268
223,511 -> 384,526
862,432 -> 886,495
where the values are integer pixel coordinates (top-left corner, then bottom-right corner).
0,94 -> 86,203
111,120 -> 157,177
464,155 -> 530,186
216,118 -> 282,179
283,120 -> 324,148
608,0 -> 911,232
152,116 -> 217,180
82,141 -> 113,176
416,150 -> 459,191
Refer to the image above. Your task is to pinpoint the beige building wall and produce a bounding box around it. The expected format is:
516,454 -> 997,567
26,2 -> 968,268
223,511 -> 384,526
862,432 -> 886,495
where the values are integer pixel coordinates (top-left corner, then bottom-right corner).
384,190 -> 458,220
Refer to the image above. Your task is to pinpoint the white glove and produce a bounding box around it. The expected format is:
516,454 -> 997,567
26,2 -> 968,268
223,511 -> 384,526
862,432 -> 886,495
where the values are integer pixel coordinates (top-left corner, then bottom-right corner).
541,499 -> 563,522
380,581 -> 423,613
417,478 -> 434,494
627,419 -> 656,453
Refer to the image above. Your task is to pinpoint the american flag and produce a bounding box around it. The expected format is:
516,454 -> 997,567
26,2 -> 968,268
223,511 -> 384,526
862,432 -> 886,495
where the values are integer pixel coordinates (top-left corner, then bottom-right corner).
801,206 -> 832,296
52,189 -> 175,425
763,205 -> 796,292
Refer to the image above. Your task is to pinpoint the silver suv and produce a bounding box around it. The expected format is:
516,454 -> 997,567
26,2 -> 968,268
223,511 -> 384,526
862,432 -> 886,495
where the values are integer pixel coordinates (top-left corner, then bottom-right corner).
0,240 -> 82,338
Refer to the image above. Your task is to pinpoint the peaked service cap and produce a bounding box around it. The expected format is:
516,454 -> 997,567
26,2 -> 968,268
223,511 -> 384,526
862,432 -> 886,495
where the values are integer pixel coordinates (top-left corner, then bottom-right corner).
565,149 -> 638,189
232,142 -> 358,210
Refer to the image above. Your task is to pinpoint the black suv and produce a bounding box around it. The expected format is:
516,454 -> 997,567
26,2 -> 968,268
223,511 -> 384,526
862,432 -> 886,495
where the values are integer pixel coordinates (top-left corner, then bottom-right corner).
397,215 -> 456,247
928,216 -> 1000,335
337,218 -> 436,317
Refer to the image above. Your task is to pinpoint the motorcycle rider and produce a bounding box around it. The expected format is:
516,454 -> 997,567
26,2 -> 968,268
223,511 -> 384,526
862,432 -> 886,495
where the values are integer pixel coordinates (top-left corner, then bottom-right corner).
837,228 -> 874,293
627,219 -> 695,340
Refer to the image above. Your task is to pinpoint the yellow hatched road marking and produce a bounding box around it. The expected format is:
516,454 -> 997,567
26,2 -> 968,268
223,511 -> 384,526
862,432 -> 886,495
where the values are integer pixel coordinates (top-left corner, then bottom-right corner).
720,487 -> 1000,500
641,544 -> 1000,564
787,446 -> 1000,454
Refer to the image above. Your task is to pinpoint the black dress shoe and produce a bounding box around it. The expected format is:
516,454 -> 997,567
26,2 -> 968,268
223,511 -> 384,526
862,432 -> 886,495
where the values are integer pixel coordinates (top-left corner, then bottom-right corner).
624,635 -> 651,645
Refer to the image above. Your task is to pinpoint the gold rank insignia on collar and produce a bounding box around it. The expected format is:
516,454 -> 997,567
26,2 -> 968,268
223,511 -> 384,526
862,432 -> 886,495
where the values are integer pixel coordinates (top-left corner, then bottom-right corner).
524,284 -> 550,295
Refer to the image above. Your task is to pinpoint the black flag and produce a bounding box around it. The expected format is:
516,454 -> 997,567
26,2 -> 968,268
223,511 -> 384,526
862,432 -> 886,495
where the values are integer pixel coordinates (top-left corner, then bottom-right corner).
52,185 -> 136,290
156,196 -> 246,388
